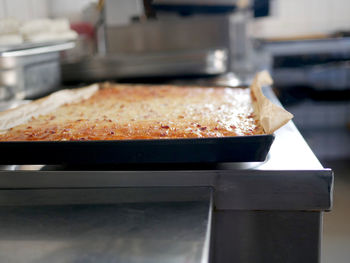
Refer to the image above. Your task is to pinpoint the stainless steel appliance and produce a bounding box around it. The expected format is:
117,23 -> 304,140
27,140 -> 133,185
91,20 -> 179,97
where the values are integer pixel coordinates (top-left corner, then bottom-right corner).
62,0 -> 257,82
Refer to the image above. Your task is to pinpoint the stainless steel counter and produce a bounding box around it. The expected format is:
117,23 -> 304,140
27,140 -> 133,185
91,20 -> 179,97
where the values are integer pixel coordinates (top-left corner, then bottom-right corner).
0,197 -> 212,263
0,87 -> 332,211
0,86 -> 333,263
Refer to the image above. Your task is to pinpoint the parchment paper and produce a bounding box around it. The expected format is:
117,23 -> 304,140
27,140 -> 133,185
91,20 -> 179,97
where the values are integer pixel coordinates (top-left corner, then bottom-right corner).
250,71 -> 293,134
0,84 -> 98,132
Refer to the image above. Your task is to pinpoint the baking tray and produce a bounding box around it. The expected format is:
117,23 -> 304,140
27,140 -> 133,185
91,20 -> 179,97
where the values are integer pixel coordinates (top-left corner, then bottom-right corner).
0,135 -> 274,165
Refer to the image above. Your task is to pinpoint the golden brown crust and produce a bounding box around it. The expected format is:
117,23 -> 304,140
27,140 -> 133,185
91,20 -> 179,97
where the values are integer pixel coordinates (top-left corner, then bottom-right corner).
0,72 -> 292,141
0,84 -> 263,141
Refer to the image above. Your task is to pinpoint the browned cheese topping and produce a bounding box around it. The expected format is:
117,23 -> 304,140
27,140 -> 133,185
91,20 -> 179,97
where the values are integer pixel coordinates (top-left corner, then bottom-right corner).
0,84 -> 265,141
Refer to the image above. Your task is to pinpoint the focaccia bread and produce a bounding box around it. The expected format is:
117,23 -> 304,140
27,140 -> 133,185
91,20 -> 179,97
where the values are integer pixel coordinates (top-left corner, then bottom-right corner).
0,71 -> 293,141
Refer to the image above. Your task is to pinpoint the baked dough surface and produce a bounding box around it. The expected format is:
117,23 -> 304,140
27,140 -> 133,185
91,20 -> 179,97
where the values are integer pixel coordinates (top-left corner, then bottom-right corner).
0,84 -> 264,141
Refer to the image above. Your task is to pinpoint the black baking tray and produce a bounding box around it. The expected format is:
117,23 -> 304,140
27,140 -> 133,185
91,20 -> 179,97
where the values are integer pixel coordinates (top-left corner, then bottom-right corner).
0,135 -> 274,165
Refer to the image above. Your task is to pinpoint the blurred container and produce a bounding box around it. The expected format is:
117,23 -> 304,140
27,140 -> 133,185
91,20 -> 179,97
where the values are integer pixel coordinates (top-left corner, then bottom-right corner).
288,100 -> 350,129
287,99 -> 350,160
301,127 -> 350,160
274,62 -> 350,90
0,41 -> 74,100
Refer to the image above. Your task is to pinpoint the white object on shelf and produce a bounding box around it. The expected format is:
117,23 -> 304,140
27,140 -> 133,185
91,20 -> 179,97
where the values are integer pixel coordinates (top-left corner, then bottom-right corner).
20,18 -> 77,43
0,34 -> 23,45
0,18 -> 77,46
0,18 -> 21,35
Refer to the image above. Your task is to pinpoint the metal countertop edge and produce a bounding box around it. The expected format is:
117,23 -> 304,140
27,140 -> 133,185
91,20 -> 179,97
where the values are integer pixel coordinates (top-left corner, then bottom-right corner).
0,169 -> 333,211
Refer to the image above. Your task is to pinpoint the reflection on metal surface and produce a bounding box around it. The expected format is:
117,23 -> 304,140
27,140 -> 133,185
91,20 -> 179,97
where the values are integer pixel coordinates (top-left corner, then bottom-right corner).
0,41 -> 75,53
0,198 -> 212,263
213,210 -> 322,263
62,48 -> 228,82
13,165 -> 45,171
0,42 -> 75,57
264,37 -> 350,56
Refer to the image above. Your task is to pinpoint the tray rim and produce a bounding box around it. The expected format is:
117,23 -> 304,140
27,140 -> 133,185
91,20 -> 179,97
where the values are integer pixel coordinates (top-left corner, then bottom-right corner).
0,134 -> 275,165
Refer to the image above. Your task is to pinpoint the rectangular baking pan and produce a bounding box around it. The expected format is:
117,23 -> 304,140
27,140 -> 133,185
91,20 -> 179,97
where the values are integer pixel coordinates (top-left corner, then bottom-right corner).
0,135 -> 274,165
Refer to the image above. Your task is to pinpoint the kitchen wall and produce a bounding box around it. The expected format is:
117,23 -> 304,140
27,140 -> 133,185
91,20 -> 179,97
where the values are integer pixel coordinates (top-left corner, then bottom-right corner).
252,0 -> 350,38
0,0 -> 48,20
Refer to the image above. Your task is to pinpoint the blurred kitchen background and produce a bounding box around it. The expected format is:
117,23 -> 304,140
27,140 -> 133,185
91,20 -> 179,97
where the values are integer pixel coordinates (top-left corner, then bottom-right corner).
0,0 -> 350,262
